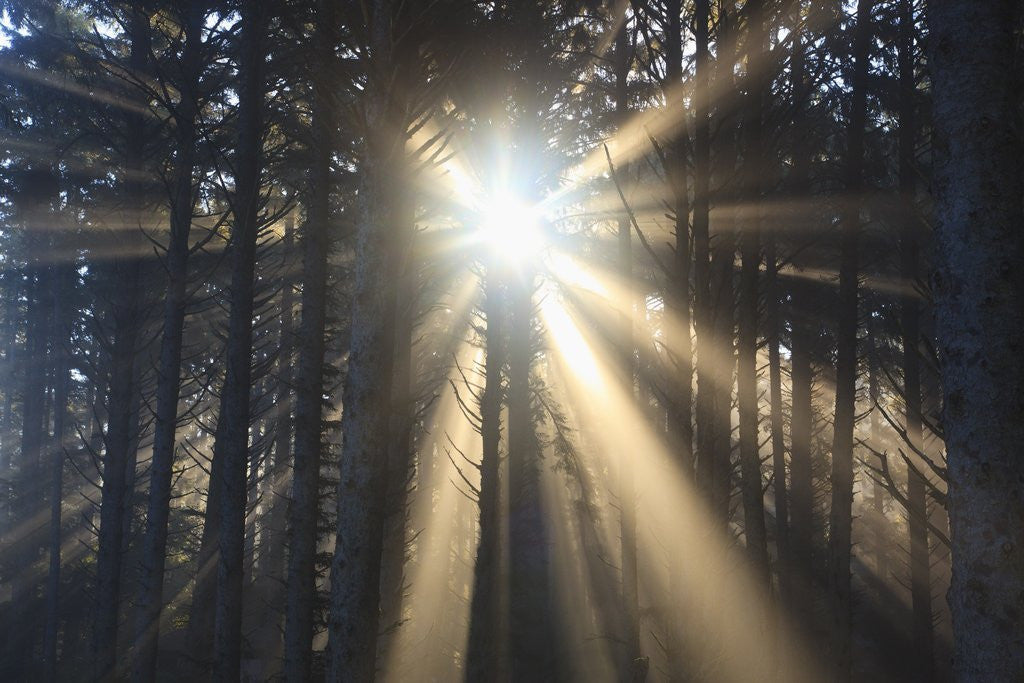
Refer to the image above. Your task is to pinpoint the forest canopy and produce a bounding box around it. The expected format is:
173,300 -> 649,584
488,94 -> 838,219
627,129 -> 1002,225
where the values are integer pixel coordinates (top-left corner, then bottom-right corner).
0,1 -> 1021,681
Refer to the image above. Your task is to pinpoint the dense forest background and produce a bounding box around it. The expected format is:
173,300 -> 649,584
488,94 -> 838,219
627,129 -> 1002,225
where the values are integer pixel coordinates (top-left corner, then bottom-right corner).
0,0 -> 1021,681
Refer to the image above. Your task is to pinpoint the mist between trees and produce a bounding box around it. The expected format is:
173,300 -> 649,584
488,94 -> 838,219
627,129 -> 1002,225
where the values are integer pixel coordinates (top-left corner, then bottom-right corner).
0,1 -> 1021,681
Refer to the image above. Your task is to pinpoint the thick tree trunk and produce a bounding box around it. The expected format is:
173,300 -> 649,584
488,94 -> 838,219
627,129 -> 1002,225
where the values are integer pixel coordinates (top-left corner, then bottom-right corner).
378,194 -> 417,673
213,3 -> 267,679
928,1 -> 1024,679
827,1 -> 869,679
326,2 -> 403,678
284,3 -> 333,675
506,270 -> 555,682
131,4 -> 203,679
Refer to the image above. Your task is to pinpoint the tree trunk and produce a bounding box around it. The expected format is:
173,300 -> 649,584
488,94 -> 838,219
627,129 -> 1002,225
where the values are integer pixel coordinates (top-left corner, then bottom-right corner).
709,8 -> 738,526
187,413 -> 225,672
285,2 -> 333,675
612,9 -> 641,673
93,8 -> 149,677
896,2 -> 933,677
378,208 -> 416,664
662,1 -> 690,677
131,4 -> 203,678
42,264 -> 71,682
466,267 -> 507,682
261,211 -> 294,661
737,0 -> 769,583
692,0 -> 713,499
766,236 -> 788,567
213,2 -> 267,678
928,1 -> 1024,679
507,270 -> 555,682
326,2 -> 403,678
10,257 -> 48,680
866,320 -> 887,584
827,1 -> 869,678
786,0 -> 814,619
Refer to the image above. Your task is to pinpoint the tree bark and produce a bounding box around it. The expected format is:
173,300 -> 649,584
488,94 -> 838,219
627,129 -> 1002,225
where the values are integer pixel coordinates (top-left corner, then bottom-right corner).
378,210 -> 417,664
283,4 -> 334,679
786,0 -> 814,617
213,2 -> 267,678
260,211 -> 294,662
506,269 -> 555,682
187,416 -> 226,672
662,1 -> 690,677
929,1 -> 1024,679
692,0 -> 714,499
827,1 -> 870,679
896,3 -> 933,678
93,8 -> 150,677
466,267 -> 507,682
613,9 -> 642,673
326,2 -> 404,678
42,263 -> 71,682
131,4 -> 203,678
737,0 -> 769,583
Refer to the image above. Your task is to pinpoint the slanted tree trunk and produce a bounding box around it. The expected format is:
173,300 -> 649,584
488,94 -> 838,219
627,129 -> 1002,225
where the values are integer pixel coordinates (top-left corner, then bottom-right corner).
285,2 -> 334,675
827,1 -> 870,678
213,2 -> 268,678
928,1 -> 1024,679
131,4 -> 204,679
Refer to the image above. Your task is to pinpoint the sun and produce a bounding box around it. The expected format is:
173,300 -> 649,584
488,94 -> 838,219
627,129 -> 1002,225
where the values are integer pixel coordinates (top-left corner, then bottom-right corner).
477,191 -> 546,263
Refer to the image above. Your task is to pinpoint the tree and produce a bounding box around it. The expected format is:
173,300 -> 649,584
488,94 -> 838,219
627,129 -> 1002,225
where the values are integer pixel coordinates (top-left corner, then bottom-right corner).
213,1 -> 269,677
326,0 -> 406,677
929,1 -> 1024,679
132,3 -> 206,678
284,1 -> 335,678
